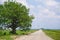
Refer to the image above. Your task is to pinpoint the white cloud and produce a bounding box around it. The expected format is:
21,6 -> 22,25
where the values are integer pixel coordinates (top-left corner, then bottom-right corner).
45,0 -> 58,6
35,0 -> 58,7
28,5 -> 35,9
34,5 -> 60,18
35,0 -> 42,2
33,0 -> 60,18
42,9 -> 55,16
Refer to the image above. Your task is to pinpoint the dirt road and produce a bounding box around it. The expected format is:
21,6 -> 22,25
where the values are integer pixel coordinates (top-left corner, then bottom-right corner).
15,30 -> 53,40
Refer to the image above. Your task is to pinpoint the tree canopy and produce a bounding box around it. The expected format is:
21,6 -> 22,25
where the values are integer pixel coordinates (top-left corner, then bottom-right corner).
0,0 -> 34,34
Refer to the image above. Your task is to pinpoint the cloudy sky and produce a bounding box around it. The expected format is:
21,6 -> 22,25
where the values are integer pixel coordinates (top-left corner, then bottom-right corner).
0,0 -> 60,29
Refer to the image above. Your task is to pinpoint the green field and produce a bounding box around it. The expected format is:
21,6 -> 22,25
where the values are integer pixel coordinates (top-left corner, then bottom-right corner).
0,30 -> 37,40
43,29 -> 60,40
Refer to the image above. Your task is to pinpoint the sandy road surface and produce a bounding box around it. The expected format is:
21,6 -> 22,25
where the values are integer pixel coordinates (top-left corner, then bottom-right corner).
15,30 -> 53,40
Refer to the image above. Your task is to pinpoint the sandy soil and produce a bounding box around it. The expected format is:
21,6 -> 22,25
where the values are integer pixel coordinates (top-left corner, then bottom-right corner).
15,30 -> 54,40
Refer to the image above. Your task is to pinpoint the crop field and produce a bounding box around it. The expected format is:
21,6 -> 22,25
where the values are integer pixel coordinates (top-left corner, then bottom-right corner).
43,29 -> 60,40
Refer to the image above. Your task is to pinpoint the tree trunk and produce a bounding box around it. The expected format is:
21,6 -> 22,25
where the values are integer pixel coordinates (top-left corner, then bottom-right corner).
10,17 -> 18,34
10,28 -> 16,34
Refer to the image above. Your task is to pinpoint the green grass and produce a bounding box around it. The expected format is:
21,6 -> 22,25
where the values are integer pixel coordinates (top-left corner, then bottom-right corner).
0,29 -> 37,40
16,30 -> 37,35
0,35 -> 13,40
0,30 -> 13,40
43,29 -> 60,40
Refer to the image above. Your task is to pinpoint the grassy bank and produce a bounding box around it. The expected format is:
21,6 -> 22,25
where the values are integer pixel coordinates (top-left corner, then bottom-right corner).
0,30 -> 37,40
43,29 -> 60,40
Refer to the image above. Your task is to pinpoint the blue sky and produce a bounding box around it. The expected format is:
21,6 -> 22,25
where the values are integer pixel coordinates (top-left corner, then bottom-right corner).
0,0 -> 60,29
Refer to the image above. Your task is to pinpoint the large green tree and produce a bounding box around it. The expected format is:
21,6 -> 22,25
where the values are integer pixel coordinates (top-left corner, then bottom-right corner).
0,0 -> 34,34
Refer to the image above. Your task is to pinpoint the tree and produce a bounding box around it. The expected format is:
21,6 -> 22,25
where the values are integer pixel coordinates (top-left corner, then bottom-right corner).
0,0 -> 34,34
